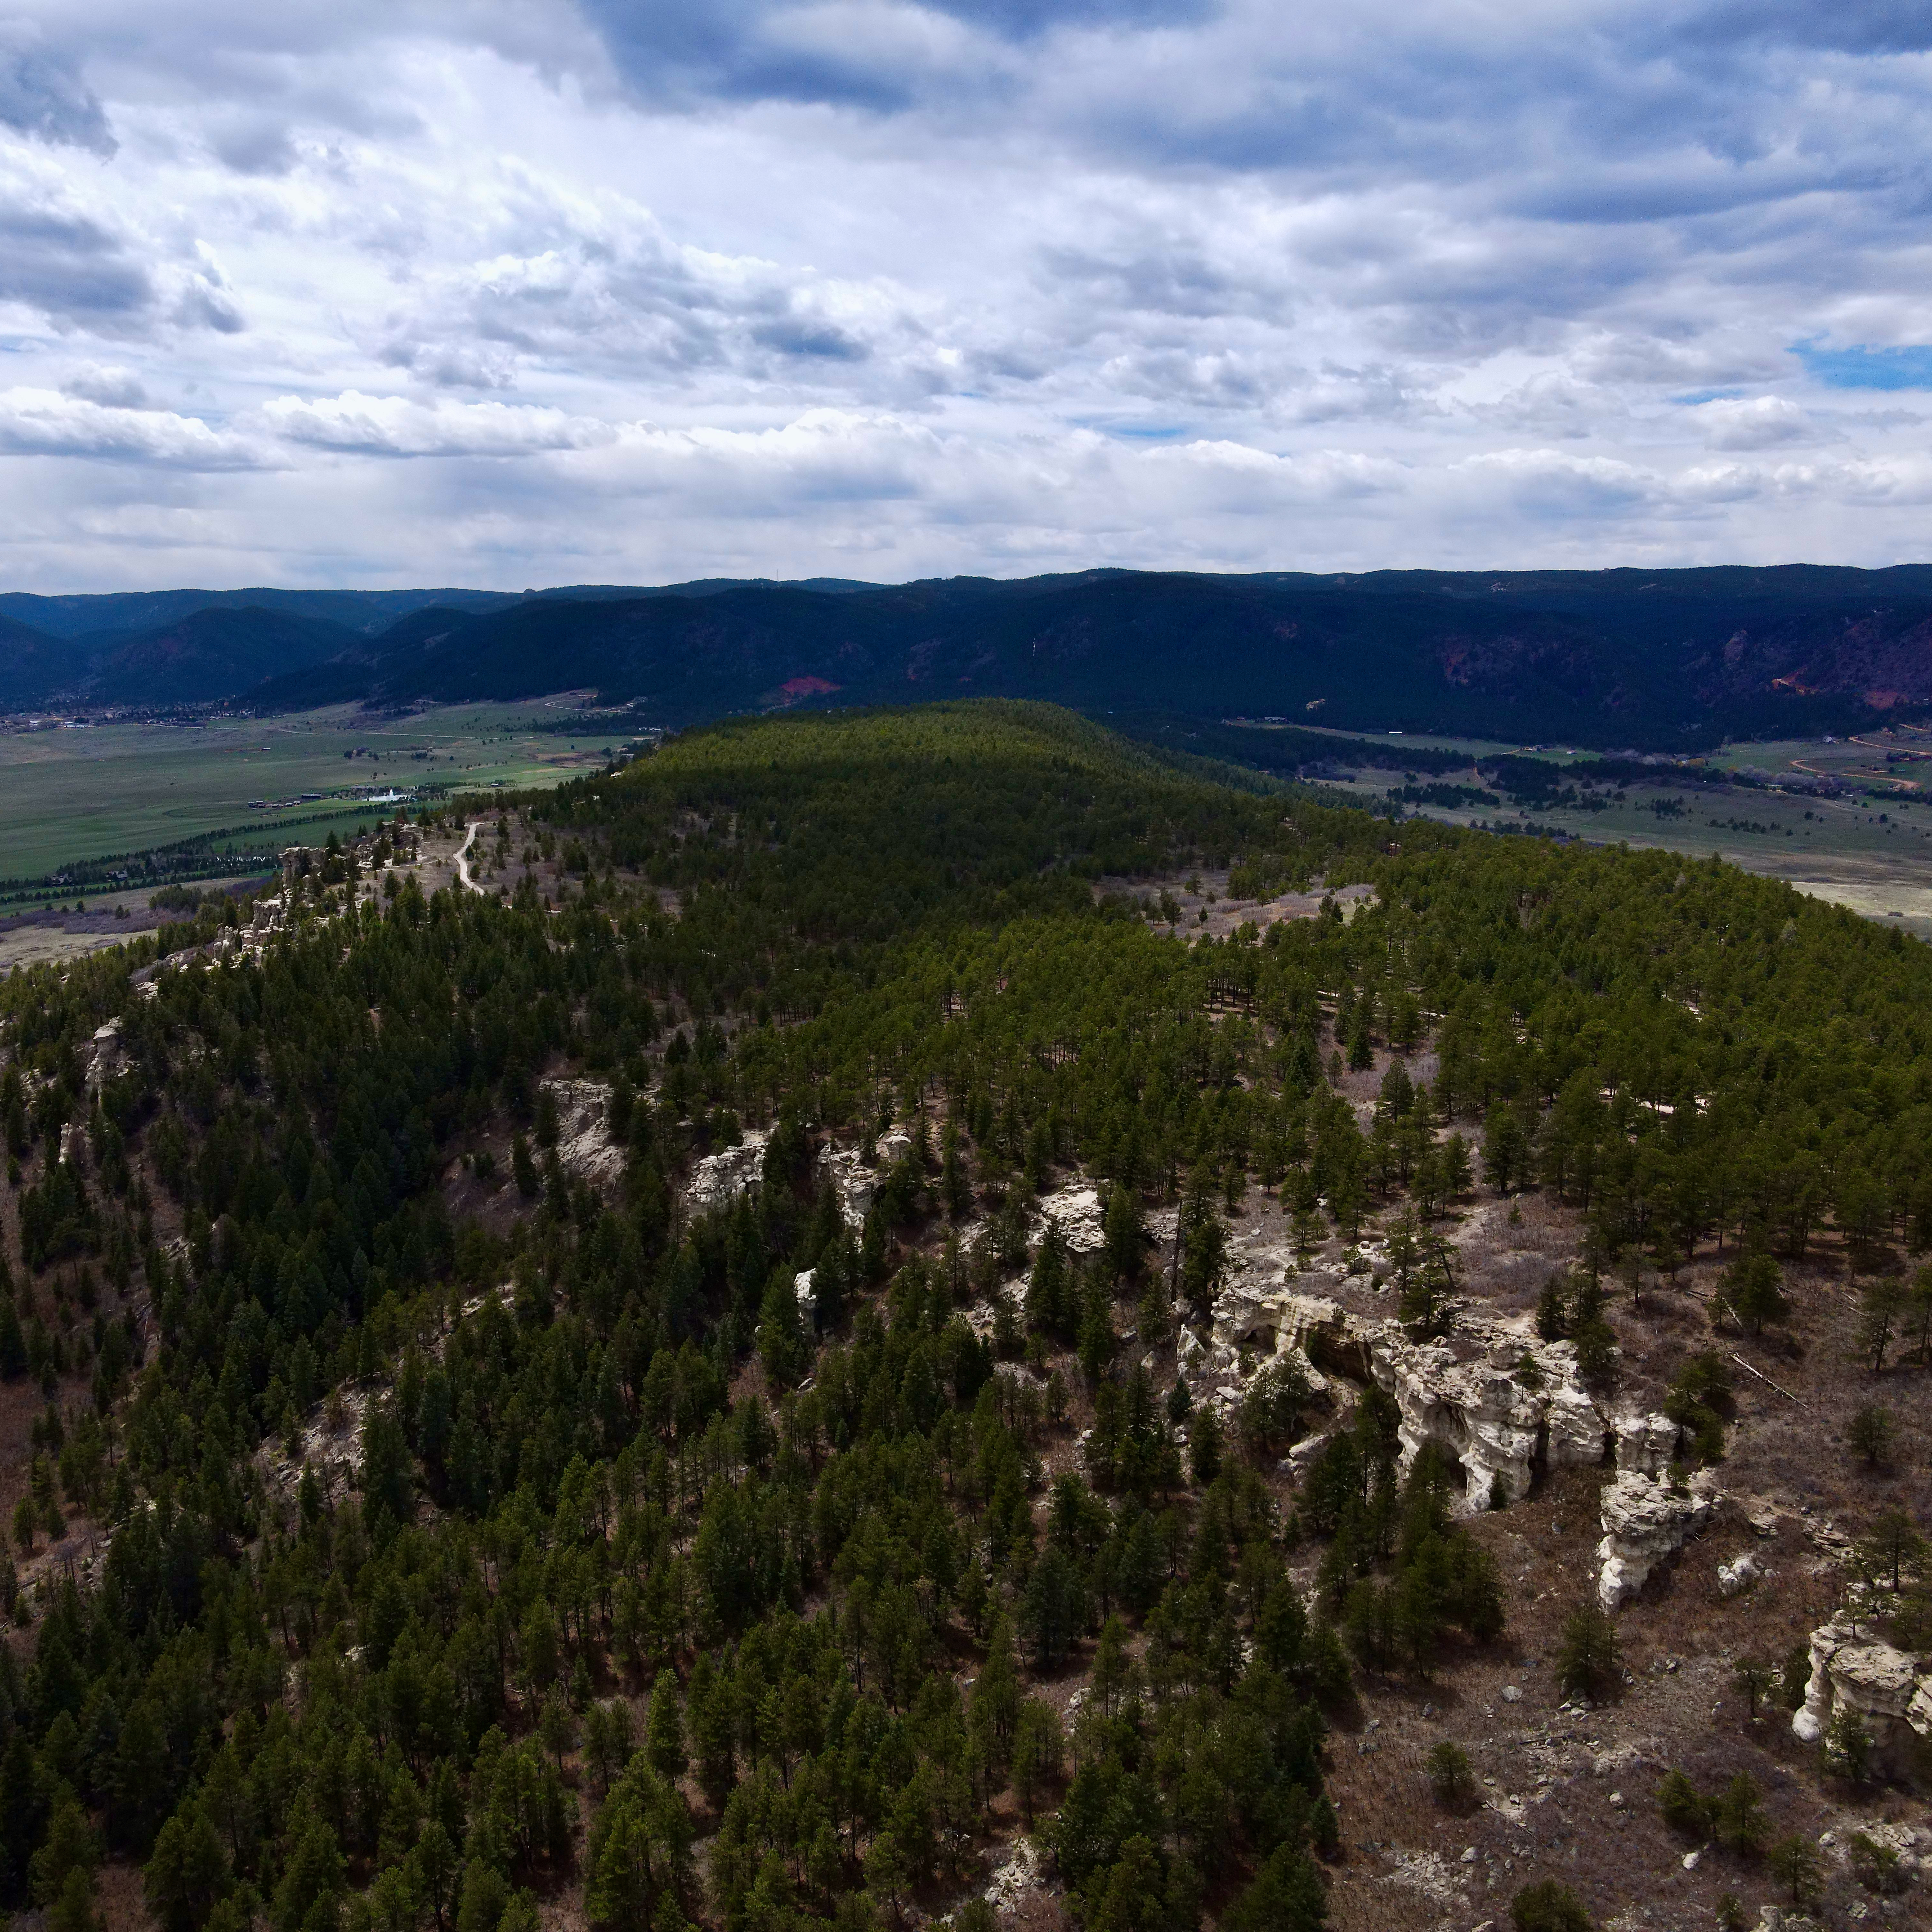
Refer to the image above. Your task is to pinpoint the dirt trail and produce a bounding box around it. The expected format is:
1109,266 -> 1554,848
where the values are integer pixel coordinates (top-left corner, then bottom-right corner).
454,819 -> 487,894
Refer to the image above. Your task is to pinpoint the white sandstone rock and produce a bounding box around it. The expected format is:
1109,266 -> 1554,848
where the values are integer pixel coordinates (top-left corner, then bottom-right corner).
1198,1266 -> 1616,1515
1614,1410 -> 1682,1478
817,1143 -> 877,1228
1596,1470 -> 1717,1610
1717,1554 -> 1760,1598
1035,1185 -> 1106,1255
685,1128 -> 770,1215
540,1077 -> 628,1189
1792,1615 -> 1932,1774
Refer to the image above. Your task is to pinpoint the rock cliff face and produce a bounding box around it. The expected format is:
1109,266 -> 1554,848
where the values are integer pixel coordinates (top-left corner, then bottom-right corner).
1792,1615 -> 1932,1775
1187,1242 -> 1727,1609
816,1128 -> 914,1230
1197,1270 -> 1615,1519
541,1078 -> 627,1188
1595,1469 -> 1717,1610
686,1129 -> 771,1215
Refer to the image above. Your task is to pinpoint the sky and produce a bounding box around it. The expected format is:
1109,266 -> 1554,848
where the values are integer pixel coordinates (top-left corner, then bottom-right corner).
1,2 -> 1932,589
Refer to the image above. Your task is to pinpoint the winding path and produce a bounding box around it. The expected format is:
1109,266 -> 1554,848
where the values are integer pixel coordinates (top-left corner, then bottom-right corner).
454,820 -> 488,894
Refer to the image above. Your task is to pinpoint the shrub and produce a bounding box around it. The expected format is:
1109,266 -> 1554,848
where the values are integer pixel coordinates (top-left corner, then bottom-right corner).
1509,1879 -> 1593,1932
1655,1768 -> 1709,1840
1850,1831 -> 1907,1895
1425,1741 -> 1475,1809
1780,1642 -> 1813,1711
1766,1834 -> 1823,1909
1663,1351 -> 1734,1463
1535,1273 -> 1570,1341
1848,1403 -> 1896,1470
1572,1319 -> 1618,1393
1823,1704 -> 1872,1785
1732,1656 -> 1774,1722
1220,1843 -> 1326,1932
1719,1250 -> 1787,1336
1555,1602 -> 1621,1702
1711,1773 -> 1767,1855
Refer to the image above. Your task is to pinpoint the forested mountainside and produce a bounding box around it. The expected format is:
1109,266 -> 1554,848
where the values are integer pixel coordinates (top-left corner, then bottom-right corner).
13,565 -> 1932,747
0,702 -> 1928,1932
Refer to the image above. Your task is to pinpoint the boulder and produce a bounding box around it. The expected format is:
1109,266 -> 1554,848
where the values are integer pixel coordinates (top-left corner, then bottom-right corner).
1596,1470 -> 1717,1610
1717,1553 -> 1760,1598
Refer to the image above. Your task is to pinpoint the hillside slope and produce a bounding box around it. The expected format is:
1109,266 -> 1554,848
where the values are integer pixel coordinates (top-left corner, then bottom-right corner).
0,704 -> 1928,1932
283,565 -> 1932,747
6,564 -> 1932,746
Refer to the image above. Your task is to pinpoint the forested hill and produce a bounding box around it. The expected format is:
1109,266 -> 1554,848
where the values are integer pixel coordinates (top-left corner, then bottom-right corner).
11,564 -> 1932,747
201,564 -> 1932,748
0,703 -> 1929,1932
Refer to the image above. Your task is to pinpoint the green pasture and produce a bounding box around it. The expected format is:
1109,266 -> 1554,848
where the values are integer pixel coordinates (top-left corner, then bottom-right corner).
0,702 -> 618,881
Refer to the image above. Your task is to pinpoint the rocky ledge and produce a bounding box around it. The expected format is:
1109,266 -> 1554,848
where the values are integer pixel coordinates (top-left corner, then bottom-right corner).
1792,1614 -> 1932,1776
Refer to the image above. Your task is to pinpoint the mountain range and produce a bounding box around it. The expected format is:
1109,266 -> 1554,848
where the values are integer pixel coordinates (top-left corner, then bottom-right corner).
8,564 -> 1932,748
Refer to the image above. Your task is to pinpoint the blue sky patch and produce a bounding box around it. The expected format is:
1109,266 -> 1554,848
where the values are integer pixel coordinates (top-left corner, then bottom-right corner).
1795,343 -> 1932,390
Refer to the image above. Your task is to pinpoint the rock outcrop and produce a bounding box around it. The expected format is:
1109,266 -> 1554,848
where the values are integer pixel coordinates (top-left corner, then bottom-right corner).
1792,1615 -> 1932,1775
542,1078 -> 628,1189
1035,1185 -> 1106,1255
686,1128 -> 770,1215
818,1145 -> 877,1229
1373,1330 -> 1607,1514
1200,1270 -> 1612,1518
1596,1470 -> 1717,1609
1613,1410 -> 1681,1478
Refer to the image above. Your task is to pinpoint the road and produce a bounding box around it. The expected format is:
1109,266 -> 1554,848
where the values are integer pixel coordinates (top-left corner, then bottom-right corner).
455,819 -> 488,893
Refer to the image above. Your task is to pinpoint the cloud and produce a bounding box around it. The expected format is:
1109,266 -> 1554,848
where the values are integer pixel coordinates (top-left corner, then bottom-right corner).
61,362 -> 147,407
0,29 -> 113,154
258,390 -> 615,456
0,192 -> 149,325
0,1 -> 1930,581
0,387 -> 261,465
1690,394 -> 1814,449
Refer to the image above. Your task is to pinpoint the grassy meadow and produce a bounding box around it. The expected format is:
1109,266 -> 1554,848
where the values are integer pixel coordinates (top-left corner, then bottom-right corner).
1249,718 -> 1932,935
0,700 -> 625,882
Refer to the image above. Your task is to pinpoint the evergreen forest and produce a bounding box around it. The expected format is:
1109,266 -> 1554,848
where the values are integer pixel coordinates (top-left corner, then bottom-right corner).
0,699 -> 1929,1932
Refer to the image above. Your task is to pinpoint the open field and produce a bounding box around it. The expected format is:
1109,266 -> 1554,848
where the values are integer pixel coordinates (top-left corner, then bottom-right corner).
0,698 -> 626,883
1244,718 -> 1932,937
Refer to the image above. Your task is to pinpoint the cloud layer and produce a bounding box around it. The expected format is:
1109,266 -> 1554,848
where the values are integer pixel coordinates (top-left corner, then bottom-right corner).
0,0 -> 1929,586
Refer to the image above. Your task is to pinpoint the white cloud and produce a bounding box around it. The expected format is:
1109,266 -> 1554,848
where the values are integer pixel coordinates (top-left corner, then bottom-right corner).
258,390 -> 614,456
0,386 -> 262,465
61,362 -> 147,407
1689,394 -> 1815,450
0,1 -> 1924,579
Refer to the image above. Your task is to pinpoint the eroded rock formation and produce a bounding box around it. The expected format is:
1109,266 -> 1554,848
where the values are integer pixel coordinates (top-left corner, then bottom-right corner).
1198,1270 -> 1614,1518
541,1078 -> 628,1189
686,1128 -> 771,1215
1595,1469 -> 1717,1609
1792,1615 -> 1932,1775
